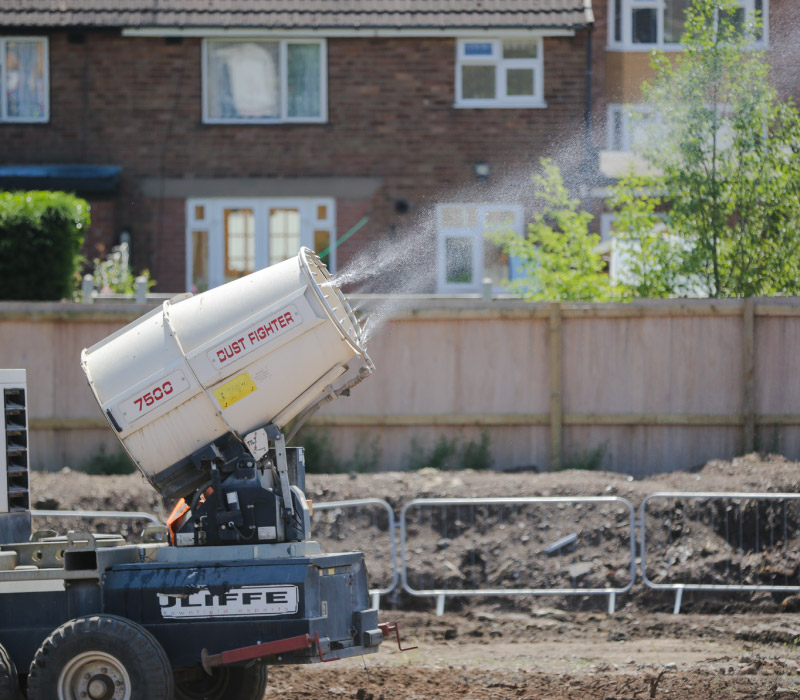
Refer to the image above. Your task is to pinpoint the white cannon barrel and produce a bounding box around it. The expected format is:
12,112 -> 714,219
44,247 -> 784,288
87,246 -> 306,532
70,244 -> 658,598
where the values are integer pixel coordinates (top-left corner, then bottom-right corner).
81,248 -> 372,491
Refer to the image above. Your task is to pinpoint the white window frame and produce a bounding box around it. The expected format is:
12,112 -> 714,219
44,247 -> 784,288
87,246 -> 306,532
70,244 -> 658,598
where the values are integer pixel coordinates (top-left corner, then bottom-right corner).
0,37 -> 49,123
608,0 -> 768,50
454,38 -> 545,109
202,38 -> 328,124
185,197 -> 336,291
436,203 -> 524,294
607,103 -> 662,151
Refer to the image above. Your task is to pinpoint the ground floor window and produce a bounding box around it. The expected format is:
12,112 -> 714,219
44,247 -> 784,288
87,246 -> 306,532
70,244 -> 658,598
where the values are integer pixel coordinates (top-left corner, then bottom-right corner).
436,203 -> 523,294
185,197 -> 335,292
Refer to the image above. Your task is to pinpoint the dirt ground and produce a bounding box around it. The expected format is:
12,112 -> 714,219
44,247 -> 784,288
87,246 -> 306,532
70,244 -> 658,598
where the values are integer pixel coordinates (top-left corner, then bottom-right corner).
270,609 -> 800,699
29,454 -> 800,698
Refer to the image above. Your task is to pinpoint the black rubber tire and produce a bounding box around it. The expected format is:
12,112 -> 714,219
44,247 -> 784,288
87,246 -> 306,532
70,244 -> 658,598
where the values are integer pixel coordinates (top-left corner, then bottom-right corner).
26,614 -> 174,700
0,643 -> 20,700
174,662 -> 268,700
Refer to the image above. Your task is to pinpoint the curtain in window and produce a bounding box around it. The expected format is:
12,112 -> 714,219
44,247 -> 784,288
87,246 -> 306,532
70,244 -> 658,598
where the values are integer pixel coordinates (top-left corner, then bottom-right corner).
287,44 -> 321,118
664,0 -> 693,43
208,42 -> 279,119
6,41 -> 45,119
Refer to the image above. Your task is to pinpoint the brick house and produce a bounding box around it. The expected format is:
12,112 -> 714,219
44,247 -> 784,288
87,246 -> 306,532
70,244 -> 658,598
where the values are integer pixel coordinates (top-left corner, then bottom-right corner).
0,1 -> 596,294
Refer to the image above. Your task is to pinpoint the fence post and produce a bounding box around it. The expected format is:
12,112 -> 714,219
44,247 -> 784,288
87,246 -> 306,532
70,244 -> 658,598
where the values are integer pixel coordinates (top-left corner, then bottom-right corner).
742,298 -> 755,453
549,303 -> 563,471
81,274 -> 94,304
135,276 -> 148,304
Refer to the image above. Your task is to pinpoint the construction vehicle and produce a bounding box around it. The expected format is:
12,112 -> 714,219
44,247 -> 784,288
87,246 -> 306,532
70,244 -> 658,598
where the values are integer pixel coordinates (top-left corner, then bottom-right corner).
0,248 -> 394,699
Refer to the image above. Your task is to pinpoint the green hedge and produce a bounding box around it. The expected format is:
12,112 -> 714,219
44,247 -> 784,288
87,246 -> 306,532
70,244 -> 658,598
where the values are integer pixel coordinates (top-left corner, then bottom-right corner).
0,191 -> 89,300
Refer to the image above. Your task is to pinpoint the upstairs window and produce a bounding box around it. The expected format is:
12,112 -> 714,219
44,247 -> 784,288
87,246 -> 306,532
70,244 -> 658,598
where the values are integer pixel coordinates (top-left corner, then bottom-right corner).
203,39 -> 326,123
1,37 -> 48,122
609,0 -> 766,48
455,39 -> 545,108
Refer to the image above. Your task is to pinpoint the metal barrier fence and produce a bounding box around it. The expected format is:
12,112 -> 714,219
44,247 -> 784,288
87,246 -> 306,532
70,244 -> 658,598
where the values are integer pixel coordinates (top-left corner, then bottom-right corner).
311,498 -> 398,605
640,492 -> 800,613
400,497 -> 636,615
32,493 -> 800,617
31,509 -> 163,542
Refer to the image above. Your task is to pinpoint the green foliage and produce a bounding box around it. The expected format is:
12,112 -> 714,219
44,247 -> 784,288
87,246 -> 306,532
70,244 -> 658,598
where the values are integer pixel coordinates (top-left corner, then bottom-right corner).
612,0 -> 800,298
491,159 -> 619,302
0,191 -> 89,300
408,431 -> 493,471
83,444 -> 136,476
293,430 -> 381,474
295,430 -> 340,474
558,444 -> 607,472
91,241 -> 155,295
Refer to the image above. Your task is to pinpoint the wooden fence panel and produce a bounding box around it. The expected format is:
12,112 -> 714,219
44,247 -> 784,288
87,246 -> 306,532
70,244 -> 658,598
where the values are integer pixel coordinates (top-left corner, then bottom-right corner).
1,299 -> 799,475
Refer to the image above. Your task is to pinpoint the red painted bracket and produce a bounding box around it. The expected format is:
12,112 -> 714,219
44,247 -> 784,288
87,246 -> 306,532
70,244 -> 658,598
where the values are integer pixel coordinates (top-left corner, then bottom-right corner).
379,622 -> 418,652
310,631 -> 341,663
201,633 -> 312,674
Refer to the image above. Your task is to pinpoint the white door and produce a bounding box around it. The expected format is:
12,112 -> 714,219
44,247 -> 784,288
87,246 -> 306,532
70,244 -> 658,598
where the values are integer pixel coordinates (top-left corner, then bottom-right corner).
186,197 -> 335,292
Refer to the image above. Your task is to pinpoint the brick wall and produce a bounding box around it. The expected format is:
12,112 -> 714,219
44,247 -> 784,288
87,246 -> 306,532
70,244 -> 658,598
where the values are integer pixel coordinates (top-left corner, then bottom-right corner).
1,31 -> 592,291
83,199 -> 116,260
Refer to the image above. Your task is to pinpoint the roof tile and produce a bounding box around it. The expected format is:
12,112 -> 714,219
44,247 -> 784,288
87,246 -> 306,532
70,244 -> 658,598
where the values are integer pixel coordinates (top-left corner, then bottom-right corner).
0,1 -> 593,29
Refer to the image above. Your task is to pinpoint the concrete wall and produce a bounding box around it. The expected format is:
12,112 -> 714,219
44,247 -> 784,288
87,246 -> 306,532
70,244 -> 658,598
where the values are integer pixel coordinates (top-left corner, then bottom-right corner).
2,297 -> 799,476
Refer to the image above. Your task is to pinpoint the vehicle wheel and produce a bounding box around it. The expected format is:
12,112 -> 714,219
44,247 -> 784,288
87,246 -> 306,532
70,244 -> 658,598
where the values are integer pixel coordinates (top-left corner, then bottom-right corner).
0,643 -> 20,700
27,614 -> 173,700
174,662 -> 268,700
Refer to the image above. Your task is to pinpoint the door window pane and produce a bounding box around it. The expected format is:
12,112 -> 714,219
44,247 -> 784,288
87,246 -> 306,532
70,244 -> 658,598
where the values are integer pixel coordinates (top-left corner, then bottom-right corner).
207,41 -> 280,120
462,65 -> 495,100
269,208 -> 301,264
5,40 -> 46,119
632,8 -> 658,43
483,240 -> 510,286
315,230 -> 331,266
192,230 -> 209,293
664,0 -> 692,43
445,237 -> 473,284
506,69 -> 535,97
441,206 -> 478,229
224,208 -> 255,282
287,43 -> 321,118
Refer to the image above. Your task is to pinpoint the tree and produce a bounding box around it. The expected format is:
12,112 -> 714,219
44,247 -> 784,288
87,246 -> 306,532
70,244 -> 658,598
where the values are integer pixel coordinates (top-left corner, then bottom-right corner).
612,0 -> 800,298
491,159 -> 619,302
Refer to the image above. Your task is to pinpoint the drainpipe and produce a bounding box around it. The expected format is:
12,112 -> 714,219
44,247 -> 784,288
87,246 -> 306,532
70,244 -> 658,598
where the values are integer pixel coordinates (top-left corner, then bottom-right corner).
584,21 -> 595,163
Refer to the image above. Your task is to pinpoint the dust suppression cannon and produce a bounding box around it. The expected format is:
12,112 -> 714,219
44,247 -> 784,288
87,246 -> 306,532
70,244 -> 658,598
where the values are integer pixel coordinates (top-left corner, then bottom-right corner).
81,247 -> 374,548
0,249 -> 395,700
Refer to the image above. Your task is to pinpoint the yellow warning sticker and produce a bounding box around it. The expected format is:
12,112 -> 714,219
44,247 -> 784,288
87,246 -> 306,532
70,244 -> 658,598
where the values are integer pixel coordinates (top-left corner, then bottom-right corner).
213,372 -> 257,409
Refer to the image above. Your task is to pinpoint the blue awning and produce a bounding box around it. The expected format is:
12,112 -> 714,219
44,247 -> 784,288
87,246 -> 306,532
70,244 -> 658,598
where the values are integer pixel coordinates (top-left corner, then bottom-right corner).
0,165 -> 121,195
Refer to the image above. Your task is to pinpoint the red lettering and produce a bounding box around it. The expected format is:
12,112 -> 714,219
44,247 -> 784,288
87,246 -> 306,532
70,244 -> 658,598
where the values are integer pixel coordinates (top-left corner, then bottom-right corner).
153,386 -> 163,401
278,315 -> 287,329
135,397 -> 143,411
164,381 -> 173,395
248,331 -> 257,345
217,350 -> 227,363
257,326 -> 267,340
143,392 -> 154,407
284,311 -> 294,324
